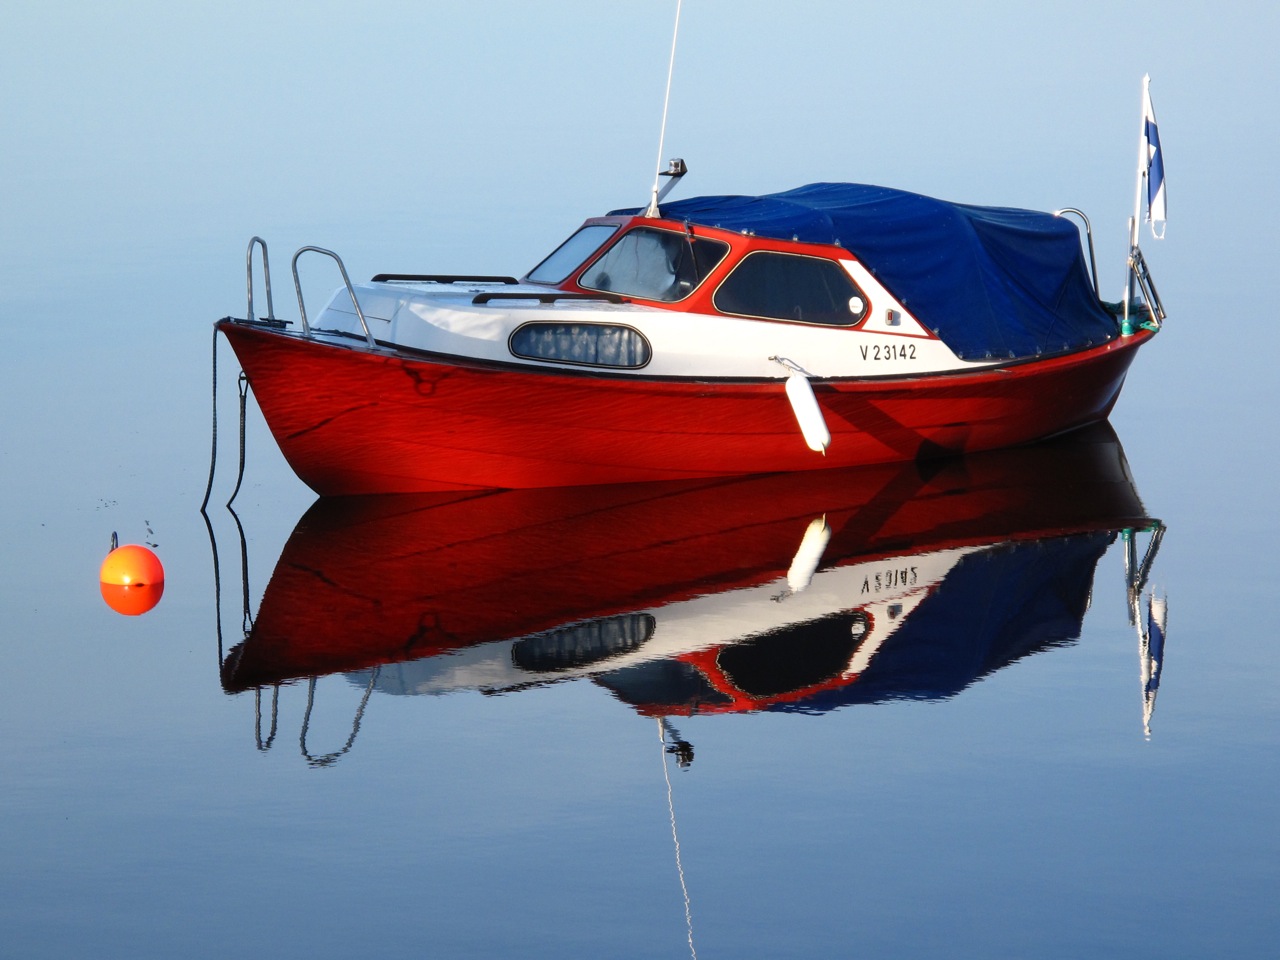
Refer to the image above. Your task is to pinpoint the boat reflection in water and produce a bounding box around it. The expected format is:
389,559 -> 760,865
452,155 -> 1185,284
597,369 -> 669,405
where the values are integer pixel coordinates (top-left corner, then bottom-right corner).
217,423 -> 1165,762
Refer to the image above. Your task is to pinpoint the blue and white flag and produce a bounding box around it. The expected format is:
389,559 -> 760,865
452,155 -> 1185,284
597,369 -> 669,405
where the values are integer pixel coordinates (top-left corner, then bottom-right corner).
1143,75 -> 1166,238
1145,592 -> 1166,698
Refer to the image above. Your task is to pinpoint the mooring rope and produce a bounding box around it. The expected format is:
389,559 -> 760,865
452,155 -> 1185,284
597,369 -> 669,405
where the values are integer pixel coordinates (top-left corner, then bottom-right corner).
201,328 -> 250,511
200,327 -> 220,512
227,372 -> 249,507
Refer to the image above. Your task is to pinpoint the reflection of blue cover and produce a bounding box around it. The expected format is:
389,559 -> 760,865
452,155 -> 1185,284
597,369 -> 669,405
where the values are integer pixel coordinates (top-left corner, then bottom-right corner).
616,183 -> 1117,361
774,533 -> 1114,712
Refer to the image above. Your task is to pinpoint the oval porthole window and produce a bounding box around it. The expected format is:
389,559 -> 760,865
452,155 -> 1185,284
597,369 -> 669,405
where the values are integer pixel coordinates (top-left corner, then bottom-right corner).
510,322 -> 652,369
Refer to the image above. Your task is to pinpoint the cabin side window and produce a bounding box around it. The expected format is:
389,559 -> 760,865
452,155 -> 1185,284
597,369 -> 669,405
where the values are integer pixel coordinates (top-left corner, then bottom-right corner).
713,252 -> 869,325
578,227 -> 729,302
526,224 -> 620,284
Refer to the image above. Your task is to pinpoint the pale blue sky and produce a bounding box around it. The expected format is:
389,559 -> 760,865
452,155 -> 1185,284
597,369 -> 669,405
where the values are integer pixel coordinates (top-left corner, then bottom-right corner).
1,0 -> 1272,295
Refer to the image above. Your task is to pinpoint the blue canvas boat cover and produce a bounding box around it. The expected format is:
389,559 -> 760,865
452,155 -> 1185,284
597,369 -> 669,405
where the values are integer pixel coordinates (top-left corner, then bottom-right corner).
617,183 -> 1118,361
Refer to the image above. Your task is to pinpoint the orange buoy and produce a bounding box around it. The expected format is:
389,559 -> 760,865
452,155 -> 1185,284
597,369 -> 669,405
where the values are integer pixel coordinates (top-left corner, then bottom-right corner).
100,543 -> 165,616
100,581 -> 164,616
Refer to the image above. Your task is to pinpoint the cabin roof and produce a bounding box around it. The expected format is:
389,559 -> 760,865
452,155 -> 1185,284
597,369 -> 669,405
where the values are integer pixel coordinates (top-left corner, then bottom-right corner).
614,182 -> 1118,360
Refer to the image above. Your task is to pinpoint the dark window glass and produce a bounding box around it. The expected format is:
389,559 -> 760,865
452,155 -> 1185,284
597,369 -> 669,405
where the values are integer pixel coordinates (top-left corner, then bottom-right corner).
579,227 -> 729,302
510,322 -> 652,368
713,252 -> 868,325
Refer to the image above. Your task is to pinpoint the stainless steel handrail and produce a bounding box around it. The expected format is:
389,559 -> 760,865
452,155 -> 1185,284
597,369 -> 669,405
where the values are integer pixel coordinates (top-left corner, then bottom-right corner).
1128,245 -> 1166,324
245,236 -> 277,322
291,246 -> 375,348
1053,208 -> 1100,296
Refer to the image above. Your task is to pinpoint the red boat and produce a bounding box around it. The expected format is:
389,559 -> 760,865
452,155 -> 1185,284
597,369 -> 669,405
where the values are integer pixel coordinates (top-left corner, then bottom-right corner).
218,177 -> 1162,494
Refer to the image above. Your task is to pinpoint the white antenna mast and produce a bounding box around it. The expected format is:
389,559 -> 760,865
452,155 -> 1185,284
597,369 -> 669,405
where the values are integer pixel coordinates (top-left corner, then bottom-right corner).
644,0 -> 685,218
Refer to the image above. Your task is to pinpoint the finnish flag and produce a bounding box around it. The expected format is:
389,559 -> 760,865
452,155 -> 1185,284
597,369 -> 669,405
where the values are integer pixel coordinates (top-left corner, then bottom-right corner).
1146,593 -> 1166,698
1143,75 -> 1166,238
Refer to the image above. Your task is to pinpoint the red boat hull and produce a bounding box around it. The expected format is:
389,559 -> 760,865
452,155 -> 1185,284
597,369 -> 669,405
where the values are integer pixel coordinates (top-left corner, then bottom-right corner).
218,320 -> 1154,494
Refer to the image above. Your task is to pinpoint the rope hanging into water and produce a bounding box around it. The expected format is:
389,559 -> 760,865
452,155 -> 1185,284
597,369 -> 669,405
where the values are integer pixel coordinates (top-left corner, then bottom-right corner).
200,328 -> 250,512
200,328 -> 220,512
227,372 -> 249,507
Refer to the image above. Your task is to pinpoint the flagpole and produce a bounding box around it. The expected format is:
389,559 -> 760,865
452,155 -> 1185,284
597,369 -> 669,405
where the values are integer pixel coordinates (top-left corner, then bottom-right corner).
1123,74 -> 1150,336
1131,74 -> 1151,246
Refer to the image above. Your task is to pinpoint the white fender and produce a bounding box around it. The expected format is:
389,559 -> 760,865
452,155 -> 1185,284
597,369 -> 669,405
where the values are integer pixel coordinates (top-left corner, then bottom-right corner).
784,372 -> 831,454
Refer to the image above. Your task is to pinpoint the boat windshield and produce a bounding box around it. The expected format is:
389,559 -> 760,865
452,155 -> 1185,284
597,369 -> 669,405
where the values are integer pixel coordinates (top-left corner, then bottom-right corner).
527,224 -> 620,284
579,227 -> 729,302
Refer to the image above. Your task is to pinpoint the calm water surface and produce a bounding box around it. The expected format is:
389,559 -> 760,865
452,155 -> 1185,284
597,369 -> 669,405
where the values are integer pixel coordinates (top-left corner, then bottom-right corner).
1,225 -> 1276,958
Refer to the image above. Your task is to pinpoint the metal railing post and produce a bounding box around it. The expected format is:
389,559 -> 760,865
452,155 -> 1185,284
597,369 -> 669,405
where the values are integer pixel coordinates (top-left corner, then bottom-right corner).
246,236 -> 277,323
1053,208 -> 1100,296
291,246 -> 375,348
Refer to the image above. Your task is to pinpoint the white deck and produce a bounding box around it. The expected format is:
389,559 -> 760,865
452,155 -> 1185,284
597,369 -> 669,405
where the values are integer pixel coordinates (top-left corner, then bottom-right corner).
312,264 -> 999,380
